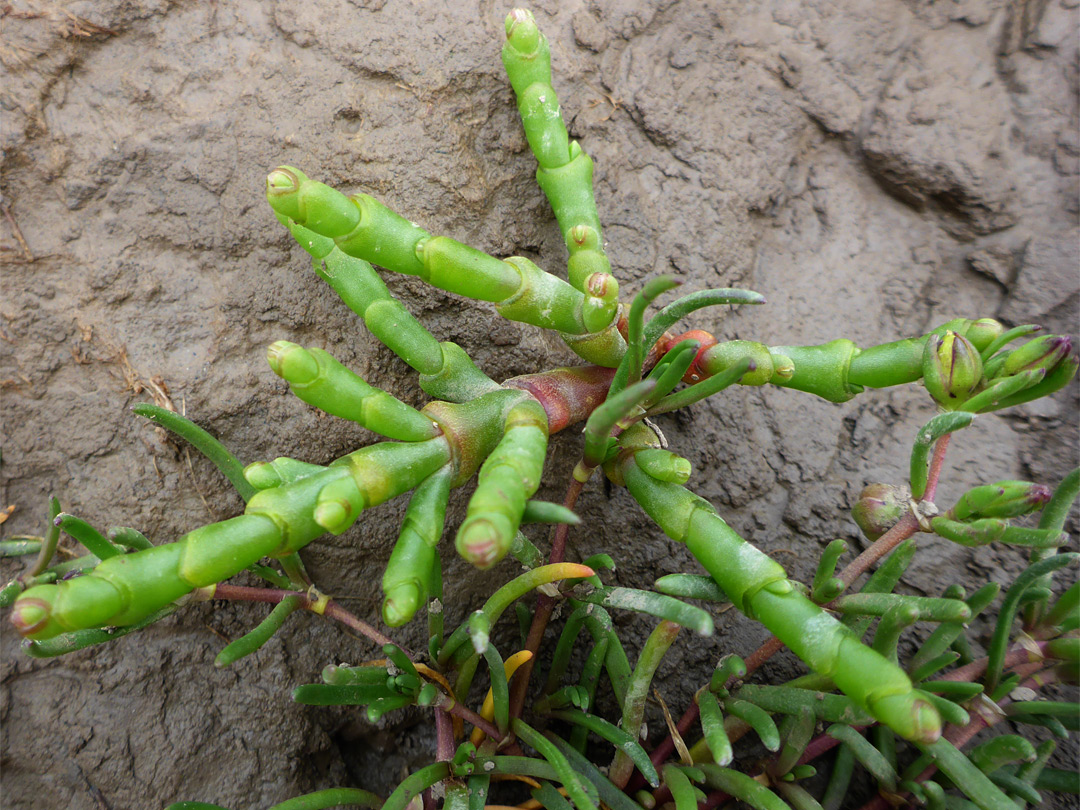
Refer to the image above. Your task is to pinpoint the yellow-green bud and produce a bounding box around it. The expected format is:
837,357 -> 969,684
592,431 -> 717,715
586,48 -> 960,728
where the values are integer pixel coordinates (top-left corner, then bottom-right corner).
922,331 -> 983,409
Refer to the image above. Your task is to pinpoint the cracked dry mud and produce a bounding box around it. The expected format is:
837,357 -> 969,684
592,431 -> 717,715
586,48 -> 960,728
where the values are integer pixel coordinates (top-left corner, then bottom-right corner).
1,1 -> 1077,808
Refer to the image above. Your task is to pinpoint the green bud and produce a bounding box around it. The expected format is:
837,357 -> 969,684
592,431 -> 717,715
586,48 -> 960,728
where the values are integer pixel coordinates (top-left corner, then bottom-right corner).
505,8 -> 540,52
922,331 -> 983,409
244,461 -> 283,490
1000,335 -> 1075,378
948,480 -> 1053,521
382,582 -> 421,627
965,318 -> 1005,352
267,340 -> 319,385
314,477 -> 364,535
852,483 -> 908,541
635,448 -> 692,484
585,272 -> 618,303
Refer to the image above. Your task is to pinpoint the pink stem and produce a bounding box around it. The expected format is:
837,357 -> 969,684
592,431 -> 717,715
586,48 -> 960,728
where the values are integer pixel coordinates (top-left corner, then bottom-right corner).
213,583 -> 398,651
435,706 -> 454,761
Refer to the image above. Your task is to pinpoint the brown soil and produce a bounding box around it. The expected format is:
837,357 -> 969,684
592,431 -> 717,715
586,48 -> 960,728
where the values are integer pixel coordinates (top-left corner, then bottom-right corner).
1,1 -> 1077,808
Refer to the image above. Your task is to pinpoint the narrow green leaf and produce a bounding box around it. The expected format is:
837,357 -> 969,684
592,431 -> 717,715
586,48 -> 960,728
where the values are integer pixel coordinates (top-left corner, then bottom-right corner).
133,403 -> 256,502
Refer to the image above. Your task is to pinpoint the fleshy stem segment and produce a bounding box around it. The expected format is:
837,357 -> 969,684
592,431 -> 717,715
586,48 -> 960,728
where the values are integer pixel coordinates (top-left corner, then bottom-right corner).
501,9 -> 618,333
611,422 -> 942,744
266,167 -> 623,368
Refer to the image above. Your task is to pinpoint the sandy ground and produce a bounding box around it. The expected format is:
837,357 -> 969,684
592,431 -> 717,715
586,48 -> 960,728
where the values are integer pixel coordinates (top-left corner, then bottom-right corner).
1,1 -> 1077,807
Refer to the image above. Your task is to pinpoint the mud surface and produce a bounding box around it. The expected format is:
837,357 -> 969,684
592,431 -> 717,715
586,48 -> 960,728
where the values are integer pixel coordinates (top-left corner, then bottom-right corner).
1,1 -> 1077,808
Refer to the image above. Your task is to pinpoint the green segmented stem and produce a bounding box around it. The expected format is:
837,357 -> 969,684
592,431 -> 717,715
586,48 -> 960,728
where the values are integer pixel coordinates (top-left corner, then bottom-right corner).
419,341 -> 502,403
382,466 -> 452,627
277,214 -> 445,376
620,450 -> 941,744
244,457 -> 327,491
267,341 -> 438,442
12,438 -> 450,641
845,318 -> 1002,389
768,338 -> 863,402
456,399 -> 548,569
267,167 -> 594,336
501,11 -> 612,300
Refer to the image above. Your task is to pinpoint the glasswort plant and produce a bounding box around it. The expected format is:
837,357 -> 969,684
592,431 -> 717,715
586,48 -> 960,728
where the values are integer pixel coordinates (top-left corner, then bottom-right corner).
3,9 -> 1077,810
